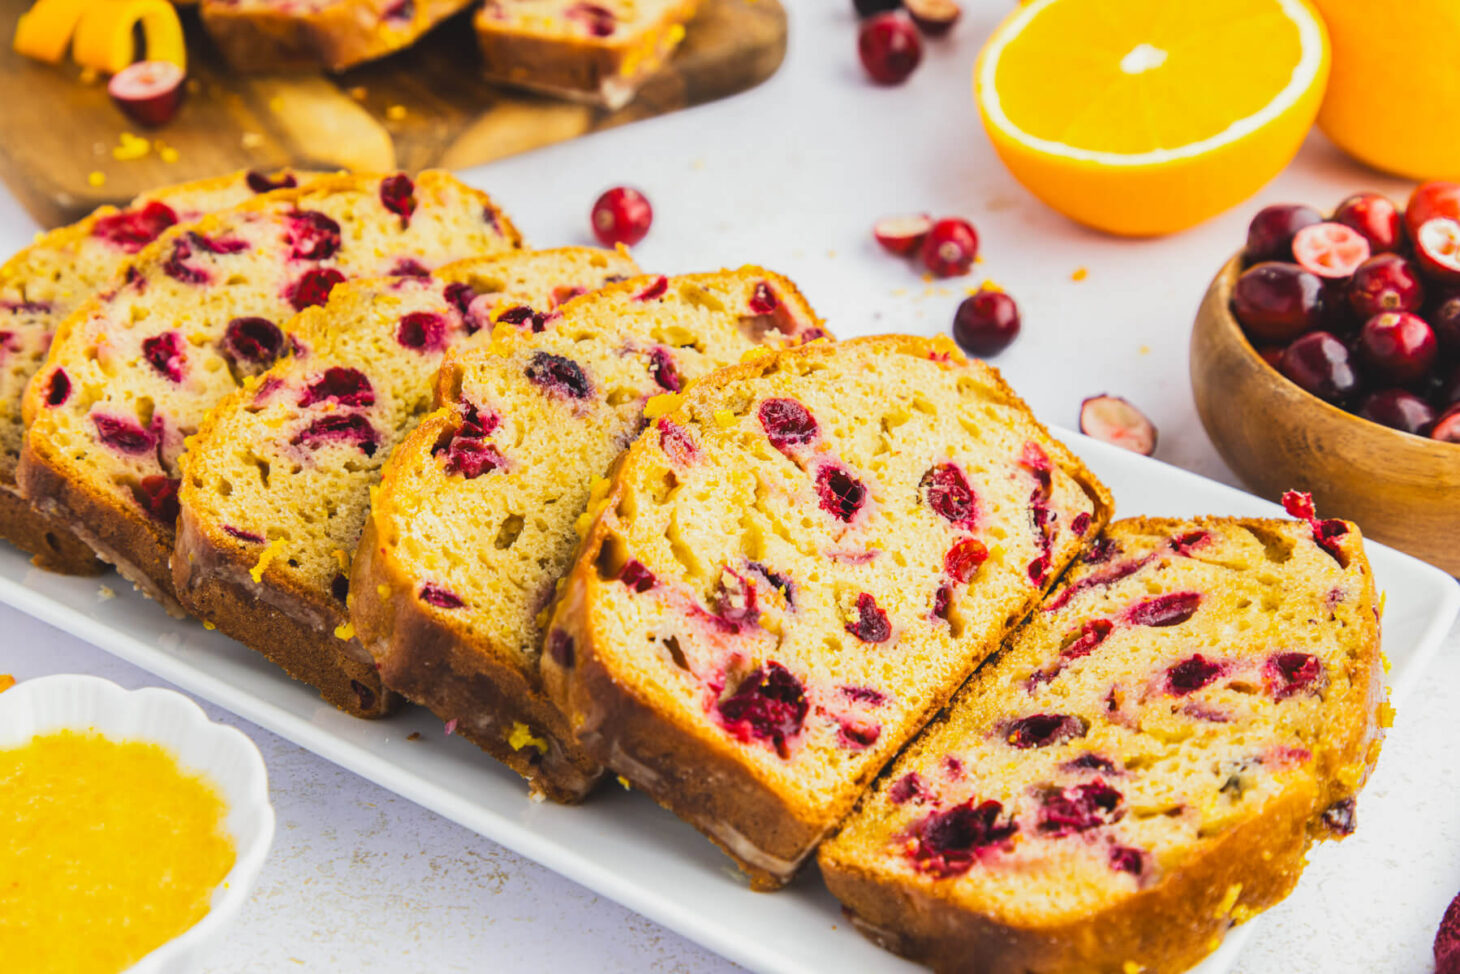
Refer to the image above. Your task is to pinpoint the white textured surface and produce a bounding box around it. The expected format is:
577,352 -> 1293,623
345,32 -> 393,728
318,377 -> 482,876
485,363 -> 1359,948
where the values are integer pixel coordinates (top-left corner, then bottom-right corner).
2,1 -> 1458,971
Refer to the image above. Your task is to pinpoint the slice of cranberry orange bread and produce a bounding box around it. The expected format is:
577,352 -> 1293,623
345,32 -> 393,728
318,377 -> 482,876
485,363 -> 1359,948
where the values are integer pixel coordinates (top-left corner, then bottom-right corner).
538,335 -> 1113,885
350,269 -> 825,799
475,0 -> 697,108
18,171 -> 520,613
0,169 -> 320,573
818,512 -> 1384,974
173,247 -> 637,718
201,0 -> 476,72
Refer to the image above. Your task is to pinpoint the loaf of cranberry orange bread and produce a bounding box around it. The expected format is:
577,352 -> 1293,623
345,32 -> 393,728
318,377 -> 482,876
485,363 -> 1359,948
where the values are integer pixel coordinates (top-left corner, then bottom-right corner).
201,0 -> 475,72
173,247 -> 637,718
18,171 -> 520,614
475,0 -> 697,108
0,169 -> 319,573
818,510 -> 1385,974
538,335 -> 1113,885
350,270 -> 825,799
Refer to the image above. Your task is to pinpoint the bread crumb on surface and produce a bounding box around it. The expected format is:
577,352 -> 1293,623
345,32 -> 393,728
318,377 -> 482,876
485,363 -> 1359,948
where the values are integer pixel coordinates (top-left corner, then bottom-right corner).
97,584 -> 115,601
407,731 -> 421,741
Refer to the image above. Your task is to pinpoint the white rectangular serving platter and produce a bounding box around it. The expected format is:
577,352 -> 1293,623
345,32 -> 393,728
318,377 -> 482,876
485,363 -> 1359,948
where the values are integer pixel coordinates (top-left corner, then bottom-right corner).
1,430 -> 1455,974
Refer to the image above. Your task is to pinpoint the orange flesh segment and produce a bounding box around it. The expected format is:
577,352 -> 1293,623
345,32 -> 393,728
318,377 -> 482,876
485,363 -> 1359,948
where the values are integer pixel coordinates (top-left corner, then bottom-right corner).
994,0 -> 1306,153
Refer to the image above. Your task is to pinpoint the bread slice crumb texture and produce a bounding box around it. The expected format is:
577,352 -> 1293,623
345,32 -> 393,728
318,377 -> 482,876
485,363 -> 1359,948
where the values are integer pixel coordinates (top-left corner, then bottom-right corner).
178,247 -> 636,619
351,269 -> 825,795
819,515 -> 1383,972
542,335 -> 1112,877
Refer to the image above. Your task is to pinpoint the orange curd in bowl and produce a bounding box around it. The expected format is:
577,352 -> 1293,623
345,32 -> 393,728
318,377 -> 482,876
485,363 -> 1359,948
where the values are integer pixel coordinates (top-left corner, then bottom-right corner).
0,729 -> 237,974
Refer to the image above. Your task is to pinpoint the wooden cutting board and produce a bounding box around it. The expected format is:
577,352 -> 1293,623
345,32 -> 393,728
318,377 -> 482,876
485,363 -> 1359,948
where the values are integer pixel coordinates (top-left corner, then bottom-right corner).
0,0 -> 786,226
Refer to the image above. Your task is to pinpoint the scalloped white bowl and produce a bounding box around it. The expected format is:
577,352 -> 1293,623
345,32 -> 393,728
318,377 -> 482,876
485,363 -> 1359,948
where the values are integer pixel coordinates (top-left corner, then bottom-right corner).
0,674 -> 274,974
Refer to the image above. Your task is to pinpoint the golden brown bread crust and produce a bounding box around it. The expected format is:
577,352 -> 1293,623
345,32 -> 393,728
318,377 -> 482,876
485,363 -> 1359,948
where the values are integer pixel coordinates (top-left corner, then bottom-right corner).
473,0 -> 698,107
17,433 -> 179,611
0,486 -> 103,574
822,783 -> 1315,974
350,499 -> 601,800
818,514 -> 1384,973
540,335 -> 1115,889
201,0 -> 477,73
173,503 -> 400,718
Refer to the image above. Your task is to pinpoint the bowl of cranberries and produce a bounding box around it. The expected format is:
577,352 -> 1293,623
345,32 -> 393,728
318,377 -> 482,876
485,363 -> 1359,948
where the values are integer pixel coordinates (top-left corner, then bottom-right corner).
1191,184 -> 1460,575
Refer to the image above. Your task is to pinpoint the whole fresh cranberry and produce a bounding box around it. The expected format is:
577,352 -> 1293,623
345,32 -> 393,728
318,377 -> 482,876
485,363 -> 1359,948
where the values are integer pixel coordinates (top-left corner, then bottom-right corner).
1280,331 -> 1362,403
1406,181 -> 1460,240
1432,406 -> 1460,443
1359,389 -> 1437,435
1432,297 -> 1460,355
1357,311 -> 1438,384
951,287 -> 1019,356
1333,193 -> 1404,253
590,187 -> 653,247
920,217 -> 978,277
1348,254 -> 1425,319
1245,204 -> 1322,264
1231,262 -> 1326,343
858,14 -> 923,85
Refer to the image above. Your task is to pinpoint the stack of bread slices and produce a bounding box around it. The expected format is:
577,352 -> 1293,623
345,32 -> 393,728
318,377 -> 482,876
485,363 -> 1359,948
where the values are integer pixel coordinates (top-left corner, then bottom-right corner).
1,169 -> 1387,974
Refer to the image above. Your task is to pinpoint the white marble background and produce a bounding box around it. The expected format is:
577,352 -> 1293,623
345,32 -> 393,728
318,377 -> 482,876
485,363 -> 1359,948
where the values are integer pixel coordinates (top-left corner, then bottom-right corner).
4,2 -> 1458,970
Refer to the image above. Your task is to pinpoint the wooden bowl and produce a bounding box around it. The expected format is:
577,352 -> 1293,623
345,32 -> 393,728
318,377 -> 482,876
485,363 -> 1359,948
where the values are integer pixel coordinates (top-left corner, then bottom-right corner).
1191,253 -> 1460,576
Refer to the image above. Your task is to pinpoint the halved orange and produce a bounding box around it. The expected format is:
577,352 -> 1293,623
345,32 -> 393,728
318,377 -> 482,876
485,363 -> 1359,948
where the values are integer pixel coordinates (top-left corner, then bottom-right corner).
975,0 -> 1330,237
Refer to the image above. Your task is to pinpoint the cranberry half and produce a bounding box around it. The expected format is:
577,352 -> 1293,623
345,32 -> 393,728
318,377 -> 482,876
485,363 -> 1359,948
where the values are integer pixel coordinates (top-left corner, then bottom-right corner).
717,661 -> 808,754
909,800 -> 1017,878
845,592 -> 891,643
920,462 -> 977,527
817,466 -> 867,521
1003,713 -> 1085,749
759,397 -> 818,451
221,317 -> 285,374
379,173 -> 416,224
